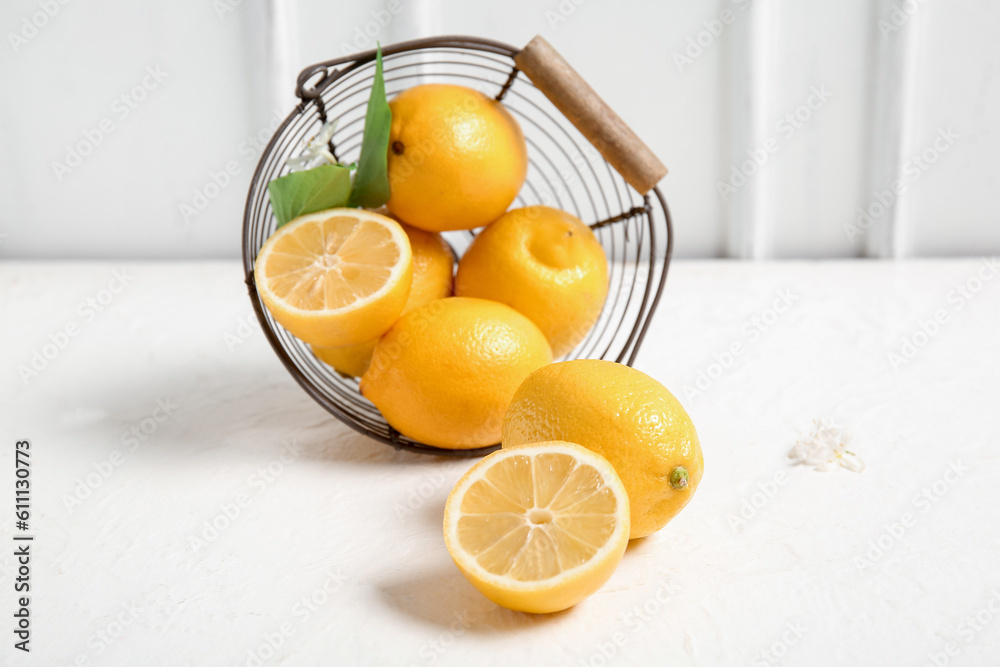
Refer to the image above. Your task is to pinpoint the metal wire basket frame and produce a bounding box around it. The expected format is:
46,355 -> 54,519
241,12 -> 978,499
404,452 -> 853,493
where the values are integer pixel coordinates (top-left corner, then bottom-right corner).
243,35 -> 673,457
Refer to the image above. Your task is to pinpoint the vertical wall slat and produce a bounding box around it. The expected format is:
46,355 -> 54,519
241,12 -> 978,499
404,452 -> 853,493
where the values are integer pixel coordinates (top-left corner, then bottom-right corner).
389,0 -> 443,41
257,0 -> 300,121
726,0 -> 775,259
267,0 -> 300,114
865,0 -> 922,258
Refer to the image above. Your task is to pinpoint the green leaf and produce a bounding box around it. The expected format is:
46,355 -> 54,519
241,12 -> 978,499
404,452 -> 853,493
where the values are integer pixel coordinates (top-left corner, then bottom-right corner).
267,164 -> 352,227
347,45 -> 391,208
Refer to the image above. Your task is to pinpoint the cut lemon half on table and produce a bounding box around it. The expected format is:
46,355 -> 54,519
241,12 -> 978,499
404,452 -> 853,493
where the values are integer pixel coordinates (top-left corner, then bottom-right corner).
443,441 -> 630,614
253,208 -> 413,348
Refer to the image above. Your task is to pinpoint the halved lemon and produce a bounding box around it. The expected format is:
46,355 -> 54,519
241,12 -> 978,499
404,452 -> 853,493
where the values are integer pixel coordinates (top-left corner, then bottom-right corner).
443,441 -> 630,614
310,221 -> 454,377
254,208 -> 413,347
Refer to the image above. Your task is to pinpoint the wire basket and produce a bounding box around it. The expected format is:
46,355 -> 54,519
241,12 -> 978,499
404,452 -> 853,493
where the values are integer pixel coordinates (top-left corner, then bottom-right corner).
242,35 -> 673,457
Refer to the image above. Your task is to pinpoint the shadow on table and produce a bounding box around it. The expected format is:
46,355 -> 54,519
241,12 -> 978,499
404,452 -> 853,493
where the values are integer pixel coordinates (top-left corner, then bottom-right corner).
62,362 -> 436,467
376,565 -> 572,635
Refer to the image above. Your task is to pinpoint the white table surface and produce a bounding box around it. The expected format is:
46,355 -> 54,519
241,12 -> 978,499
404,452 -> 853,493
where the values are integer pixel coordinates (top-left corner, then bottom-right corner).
1,259 -> 999,666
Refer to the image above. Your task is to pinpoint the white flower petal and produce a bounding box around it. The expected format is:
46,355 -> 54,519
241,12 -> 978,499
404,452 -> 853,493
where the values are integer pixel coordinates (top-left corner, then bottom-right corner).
316,119 -> 338,143
788,420 -> 864,473
837,450 -> 866,473
285,120 -> 341,171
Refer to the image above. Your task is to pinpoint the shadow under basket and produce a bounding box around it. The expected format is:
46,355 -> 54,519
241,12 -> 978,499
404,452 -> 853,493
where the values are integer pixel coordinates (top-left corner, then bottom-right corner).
242,35 -> 673,458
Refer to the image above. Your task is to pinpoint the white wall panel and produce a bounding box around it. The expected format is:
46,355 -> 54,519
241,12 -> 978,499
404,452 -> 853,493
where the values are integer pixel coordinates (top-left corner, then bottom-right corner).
295,0 -> 401,73
902,0 -> 1000,257
755,0 -> 877,259
1,0 -> 998,259
0,0 -> 267,259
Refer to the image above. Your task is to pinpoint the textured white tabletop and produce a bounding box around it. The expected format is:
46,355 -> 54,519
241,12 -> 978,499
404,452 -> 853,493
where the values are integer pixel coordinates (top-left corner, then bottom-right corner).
1,259 -> 998,666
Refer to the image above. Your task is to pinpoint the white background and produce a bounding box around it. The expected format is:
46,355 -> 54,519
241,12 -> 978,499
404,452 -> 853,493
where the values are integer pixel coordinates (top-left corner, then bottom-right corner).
1,0 -> 998,260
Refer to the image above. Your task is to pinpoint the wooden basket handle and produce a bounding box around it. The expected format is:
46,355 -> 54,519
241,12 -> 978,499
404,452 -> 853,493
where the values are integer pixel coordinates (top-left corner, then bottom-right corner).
514,35 -> 667,195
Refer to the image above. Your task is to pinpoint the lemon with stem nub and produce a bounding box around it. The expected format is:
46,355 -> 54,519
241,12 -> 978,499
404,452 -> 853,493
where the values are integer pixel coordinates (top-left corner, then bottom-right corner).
503,359 -> 703,539
386,83 -> 528,232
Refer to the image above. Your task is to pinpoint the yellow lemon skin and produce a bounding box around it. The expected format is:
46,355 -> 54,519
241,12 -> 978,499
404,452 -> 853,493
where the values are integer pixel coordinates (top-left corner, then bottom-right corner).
400,222 -> 455,310
455,206 -> 609,357
386,84 -> 528,232
312,339 -> 378,378
312,222 -> 454,376
360,297 -> 552,449
453,540 -> 624,615
502,359 -> 703,539
444,441 -> 630,614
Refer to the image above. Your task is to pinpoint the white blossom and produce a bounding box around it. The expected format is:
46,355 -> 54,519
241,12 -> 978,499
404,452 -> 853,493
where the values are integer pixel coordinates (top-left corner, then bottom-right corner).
286,119 -> 339,171
788,419 -> 865,472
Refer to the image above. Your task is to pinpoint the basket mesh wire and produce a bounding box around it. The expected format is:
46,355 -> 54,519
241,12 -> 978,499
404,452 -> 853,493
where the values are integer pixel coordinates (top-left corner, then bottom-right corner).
243,36 -> 672,457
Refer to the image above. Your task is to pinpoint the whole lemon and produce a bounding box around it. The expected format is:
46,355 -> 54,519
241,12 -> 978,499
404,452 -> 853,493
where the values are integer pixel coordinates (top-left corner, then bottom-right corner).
455,206 -> 609,357
360,297 -> 552,449
313,222 -> 455,377
502,359 -> 702,539
386,84 -> 528,232
312,338 -> 377,379
400,222 -> 456,310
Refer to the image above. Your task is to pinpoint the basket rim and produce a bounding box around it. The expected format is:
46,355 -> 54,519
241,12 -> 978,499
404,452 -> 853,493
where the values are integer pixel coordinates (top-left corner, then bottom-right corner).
240,35 -> 673,458
295,35 -> 520,100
